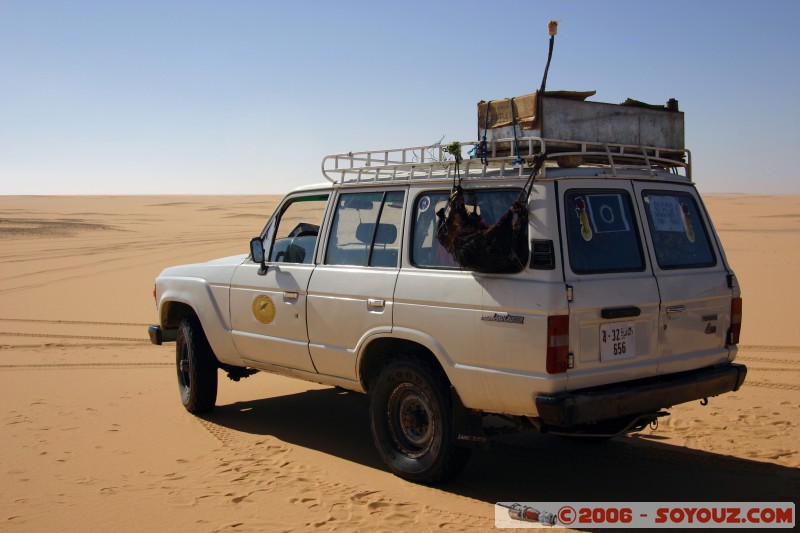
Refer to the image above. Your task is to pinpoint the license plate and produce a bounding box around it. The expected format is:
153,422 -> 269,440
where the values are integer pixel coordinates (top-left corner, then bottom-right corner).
600,322 -> 636,361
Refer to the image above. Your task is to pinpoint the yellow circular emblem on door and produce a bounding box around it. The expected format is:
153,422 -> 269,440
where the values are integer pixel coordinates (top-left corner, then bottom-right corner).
252,295 -> 276,324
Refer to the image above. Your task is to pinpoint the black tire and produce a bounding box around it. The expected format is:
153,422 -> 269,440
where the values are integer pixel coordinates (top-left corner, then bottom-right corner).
369,356 -> 471,484
176,317 -> 218,414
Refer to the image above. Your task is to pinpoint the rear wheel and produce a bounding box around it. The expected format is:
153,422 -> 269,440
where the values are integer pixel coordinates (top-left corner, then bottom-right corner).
369,356 -> 471,484
176,317 -> 218,414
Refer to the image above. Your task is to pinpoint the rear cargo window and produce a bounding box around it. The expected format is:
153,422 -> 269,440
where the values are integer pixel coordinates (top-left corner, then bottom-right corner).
412,189 -> 523,269
564,190 -> 645,274
641,191 -> 716,269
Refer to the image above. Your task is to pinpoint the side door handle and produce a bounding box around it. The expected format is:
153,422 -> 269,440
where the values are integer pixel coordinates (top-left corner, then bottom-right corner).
367,298 -> 385,309
283,291 -> 299,301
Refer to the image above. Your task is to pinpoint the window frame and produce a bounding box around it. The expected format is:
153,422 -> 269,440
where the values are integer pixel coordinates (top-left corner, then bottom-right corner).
563,188 -> 647,275
261,193 -> 330,265
323,189 -> 406,269
640,189 -> 718,270
410,187 -> 527,271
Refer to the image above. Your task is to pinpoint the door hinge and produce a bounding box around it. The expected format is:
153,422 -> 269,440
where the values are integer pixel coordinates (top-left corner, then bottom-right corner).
566,285 -> 574,302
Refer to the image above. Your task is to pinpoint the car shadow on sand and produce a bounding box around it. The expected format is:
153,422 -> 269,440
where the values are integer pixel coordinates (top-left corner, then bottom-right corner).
203,386 -> 799,504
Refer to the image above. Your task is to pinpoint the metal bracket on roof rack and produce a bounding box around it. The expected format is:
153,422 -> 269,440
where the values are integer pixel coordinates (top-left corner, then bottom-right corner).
604,144 -> 617,176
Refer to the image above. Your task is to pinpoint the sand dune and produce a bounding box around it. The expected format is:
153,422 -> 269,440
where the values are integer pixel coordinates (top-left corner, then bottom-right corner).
1,195 -> 798,532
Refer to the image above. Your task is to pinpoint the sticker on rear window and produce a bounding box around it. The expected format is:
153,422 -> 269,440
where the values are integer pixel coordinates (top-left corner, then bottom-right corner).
680,202 -> 696,242
647,195 -> 684,232
646,195 -> 697,243
574,196 -> 593,241
586,194 -> 631,234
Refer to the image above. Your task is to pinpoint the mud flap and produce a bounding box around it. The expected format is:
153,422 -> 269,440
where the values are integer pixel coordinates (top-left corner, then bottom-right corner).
451,387 -> 489,450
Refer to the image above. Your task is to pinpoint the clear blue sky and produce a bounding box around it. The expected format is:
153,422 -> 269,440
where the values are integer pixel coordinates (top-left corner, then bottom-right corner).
2,0 -> 799,194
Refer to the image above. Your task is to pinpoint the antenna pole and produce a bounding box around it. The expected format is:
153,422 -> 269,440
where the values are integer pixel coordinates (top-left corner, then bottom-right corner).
538,20 -> 558,138
539,21 -> 558,94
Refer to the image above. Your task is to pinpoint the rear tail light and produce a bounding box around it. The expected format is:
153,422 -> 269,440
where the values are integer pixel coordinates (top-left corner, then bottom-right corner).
546,315 -> 570,373
727,297 -> 742,345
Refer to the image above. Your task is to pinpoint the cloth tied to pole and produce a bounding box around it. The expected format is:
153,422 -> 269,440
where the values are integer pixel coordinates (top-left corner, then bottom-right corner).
435,153 -> 545,274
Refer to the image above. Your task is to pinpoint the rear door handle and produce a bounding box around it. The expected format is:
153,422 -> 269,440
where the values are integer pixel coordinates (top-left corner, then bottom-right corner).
666,305 -> 686,316
283,291 -> 299,301
367,298 -> 385,309
601,306 -> 641,319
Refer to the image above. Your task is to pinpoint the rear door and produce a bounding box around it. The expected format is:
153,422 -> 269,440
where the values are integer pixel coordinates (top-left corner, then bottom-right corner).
632,182 -> 733,374
306,189 -> 406,380
558,180 -> 661,389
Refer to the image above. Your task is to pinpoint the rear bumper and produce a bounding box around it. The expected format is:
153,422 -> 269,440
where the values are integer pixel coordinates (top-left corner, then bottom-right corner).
148,325 -> 177,345
534,363 -> 747,427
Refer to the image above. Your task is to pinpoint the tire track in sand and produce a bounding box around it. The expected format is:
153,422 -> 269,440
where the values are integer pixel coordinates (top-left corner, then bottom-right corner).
1,342 -> 151,349
745,380 -> 800,392
740,345 -> 800,354
0,362 -> 171,371
738,356 -> 800,366
0,317 -> 148,327
190,416 -> 489,530
0,332 -> 148,343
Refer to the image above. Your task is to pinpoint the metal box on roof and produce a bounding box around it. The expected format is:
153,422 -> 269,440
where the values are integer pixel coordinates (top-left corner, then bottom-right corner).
477,92 -> 684,150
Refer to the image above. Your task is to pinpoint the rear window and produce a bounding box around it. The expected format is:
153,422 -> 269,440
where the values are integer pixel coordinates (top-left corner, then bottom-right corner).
412,189 -> 523,269
641,191 -> 716,269
564,190 -> 645,274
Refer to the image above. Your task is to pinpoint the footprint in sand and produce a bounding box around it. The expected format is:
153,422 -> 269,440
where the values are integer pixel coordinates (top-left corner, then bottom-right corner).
367,500 -> 391,512
327,501 -> 352,522
289,496 -> 318,508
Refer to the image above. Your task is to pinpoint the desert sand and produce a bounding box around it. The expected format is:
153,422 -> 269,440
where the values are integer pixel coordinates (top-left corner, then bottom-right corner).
1,194 -> 798,532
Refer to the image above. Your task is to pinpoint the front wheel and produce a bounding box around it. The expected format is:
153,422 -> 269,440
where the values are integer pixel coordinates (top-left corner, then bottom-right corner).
175,317 -> 218,414
369,356 -> 471,484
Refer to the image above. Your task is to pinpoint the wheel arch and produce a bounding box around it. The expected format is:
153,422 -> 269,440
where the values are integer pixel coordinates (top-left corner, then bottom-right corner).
160,299 -> 235,365
357,329 -> 453,393
161,300 -> 198,329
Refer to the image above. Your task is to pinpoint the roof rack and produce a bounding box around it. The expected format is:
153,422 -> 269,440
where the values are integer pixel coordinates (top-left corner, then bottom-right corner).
321,137 -> 691,185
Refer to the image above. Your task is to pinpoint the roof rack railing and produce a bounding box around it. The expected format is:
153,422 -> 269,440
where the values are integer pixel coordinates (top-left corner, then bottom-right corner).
321,137 -> 690,184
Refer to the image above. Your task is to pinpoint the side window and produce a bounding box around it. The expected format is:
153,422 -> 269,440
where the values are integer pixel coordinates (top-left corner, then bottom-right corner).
641,191 -> 716,269
412,192 -> 458,268
412,189 -> 523,269
564,189 -> 645,274
325,191 -> 405,267
267,195 -> 328,264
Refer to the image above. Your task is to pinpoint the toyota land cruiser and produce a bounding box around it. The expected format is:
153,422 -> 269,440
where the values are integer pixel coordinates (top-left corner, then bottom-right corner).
149,133 -> 746,483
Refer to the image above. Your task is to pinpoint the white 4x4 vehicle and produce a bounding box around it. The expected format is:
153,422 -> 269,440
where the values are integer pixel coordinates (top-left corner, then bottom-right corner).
149,135 -> 746,484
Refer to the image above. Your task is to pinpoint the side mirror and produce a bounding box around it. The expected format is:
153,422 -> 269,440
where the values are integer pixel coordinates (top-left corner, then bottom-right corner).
249,237 -> 268,275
